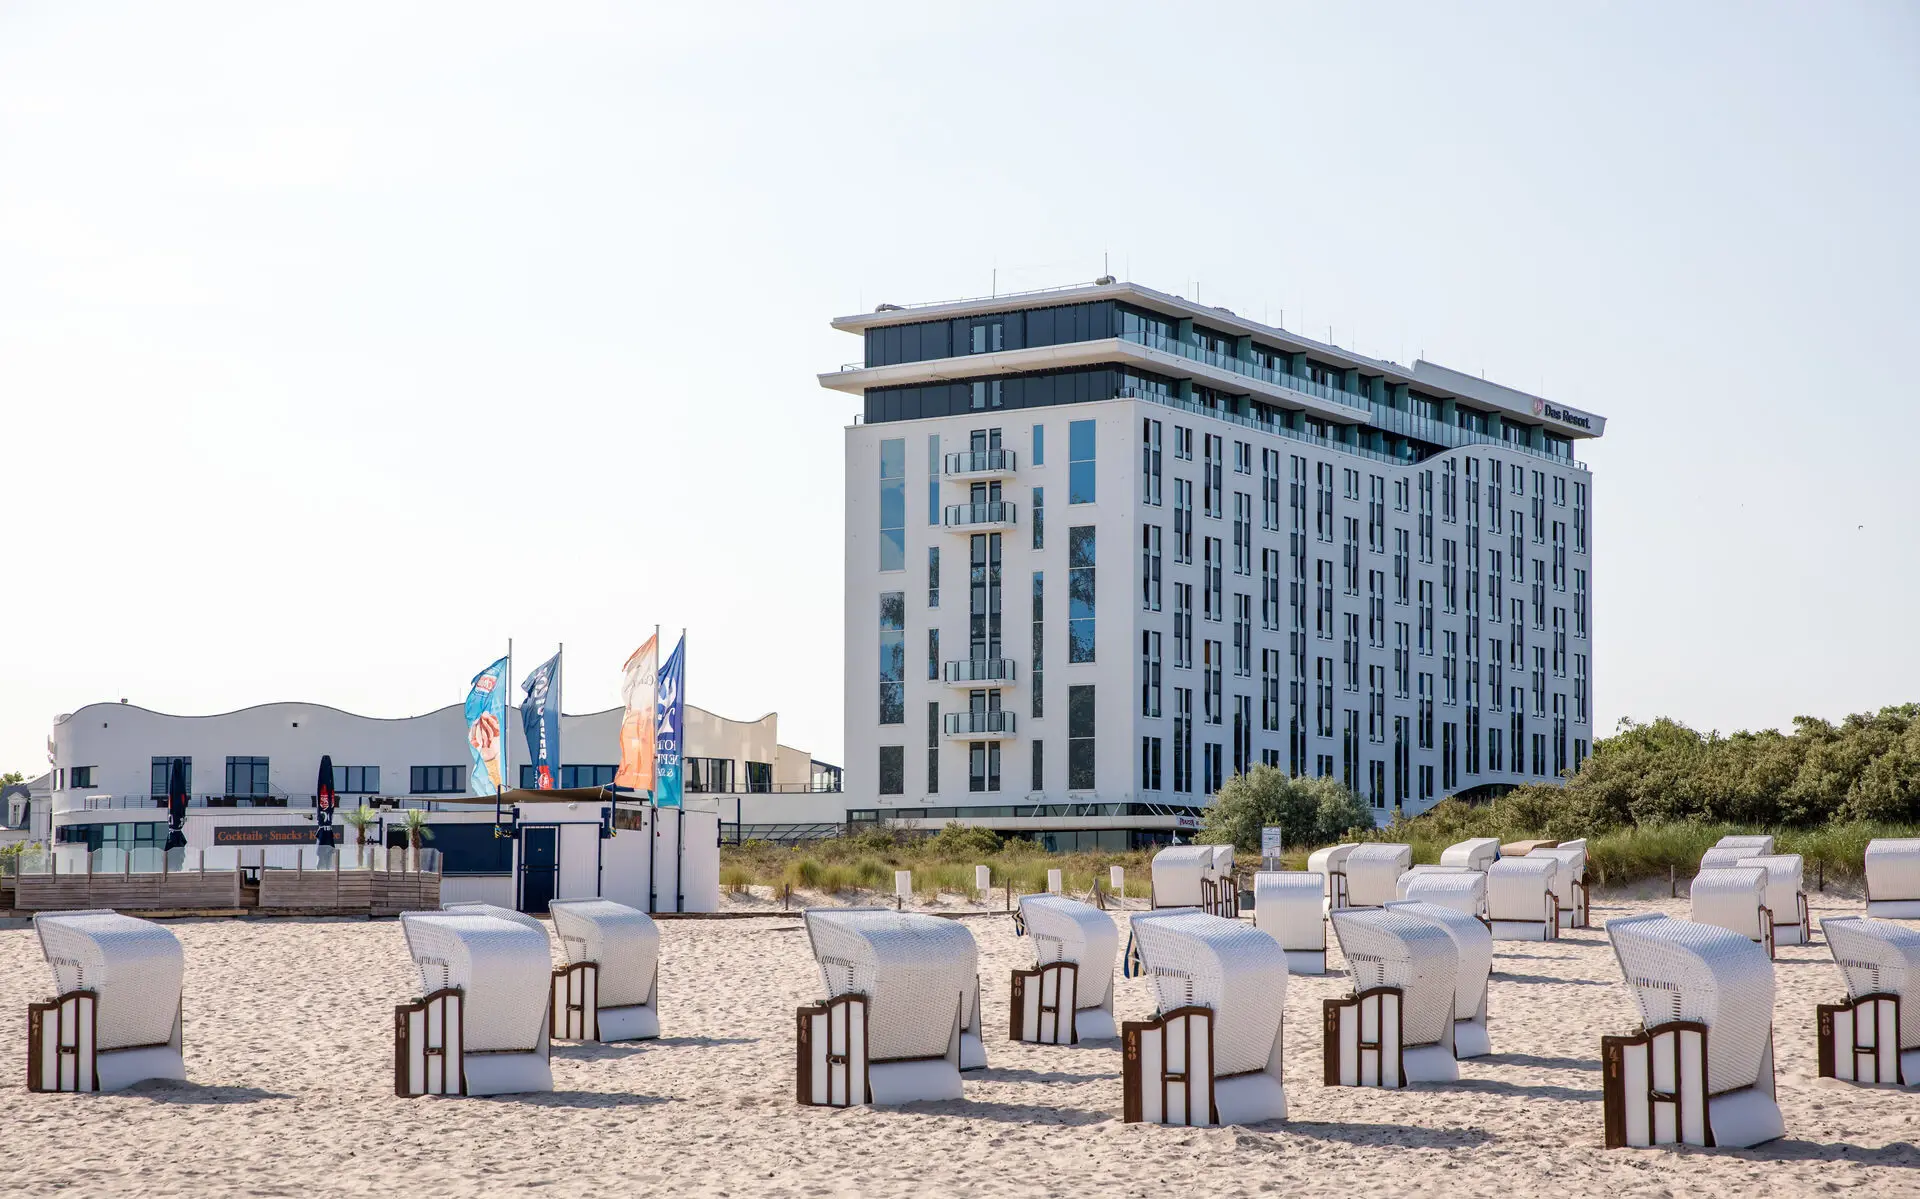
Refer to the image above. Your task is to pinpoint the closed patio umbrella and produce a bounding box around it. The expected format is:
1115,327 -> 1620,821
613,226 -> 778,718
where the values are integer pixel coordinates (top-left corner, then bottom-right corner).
315,755 -> 337,848
164,757 -> 188,851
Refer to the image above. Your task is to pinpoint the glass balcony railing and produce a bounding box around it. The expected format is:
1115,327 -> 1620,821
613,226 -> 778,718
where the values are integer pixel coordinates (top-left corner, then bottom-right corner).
944,710 -> 1017,737
943,501 -> 1016,528
1119,328 -> 1373,413
943,449 -> 1016,475
943,658 -> 1017,684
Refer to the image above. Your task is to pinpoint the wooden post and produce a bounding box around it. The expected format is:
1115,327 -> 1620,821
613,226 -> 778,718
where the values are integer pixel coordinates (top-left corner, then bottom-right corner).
1818,860 -> 1825,893
1669,864 -> 1675,899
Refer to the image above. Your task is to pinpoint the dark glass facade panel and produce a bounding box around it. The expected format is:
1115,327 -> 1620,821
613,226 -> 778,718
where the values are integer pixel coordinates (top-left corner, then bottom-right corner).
867,365 -> 1179,425
863,301 -> 1121,368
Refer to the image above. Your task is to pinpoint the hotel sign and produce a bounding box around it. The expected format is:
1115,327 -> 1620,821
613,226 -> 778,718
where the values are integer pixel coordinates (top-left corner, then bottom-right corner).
212,825 -> 318,846
1532,397 -> 1594,431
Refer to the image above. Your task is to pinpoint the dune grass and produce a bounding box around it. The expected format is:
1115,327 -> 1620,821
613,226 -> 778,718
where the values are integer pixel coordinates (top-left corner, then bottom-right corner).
721,827 -> 1157,902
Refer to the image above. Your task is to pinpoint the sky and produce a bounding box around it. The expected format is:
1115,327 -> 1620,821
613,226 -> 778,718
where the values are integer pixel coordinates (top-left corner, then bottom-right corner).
1,2 -> 1916,779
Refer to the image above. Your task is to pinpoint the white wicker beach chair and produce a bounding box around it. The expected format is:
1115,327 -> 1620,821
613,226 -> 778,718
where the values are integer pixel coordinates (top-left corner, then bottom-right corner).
1487,856 -> 1560,941
1385,899 -> 1494,1058
798,908 -> 982,1106
1440,837 -> 1500,871
1397,869 -> 1488,920
547,899 -> 660,1042
396,911 -> 553,1096
1602,913 -> 1783,1148
1123,909 -> 1287,1126
1204,844 -> 1239,916
1689,867 -> 1775,958
1715,835 -> 1775,856
1865,839 -> 1920,919
1698,845 -> 1755,871
1737,855 -> 1809,948
1531,841 -> 1590,929
1012,894 -> 1118,1043
442,900 -> 549,936
1151,844 -> 1216,910
1253,871 -> 1329,974
1344,844 -> 1413,909
1817,915 -> 1920,1086
1307,843 -> 1360,912
28,911 -> 186,1092
1325,908 -> 1461,1085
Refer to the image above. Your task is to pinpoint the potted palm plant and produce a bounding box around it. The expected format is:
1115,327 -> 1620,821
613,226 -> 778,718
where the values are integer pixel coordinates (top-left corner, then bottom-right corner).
399,808 -> 435,872
341,805 -> 378,867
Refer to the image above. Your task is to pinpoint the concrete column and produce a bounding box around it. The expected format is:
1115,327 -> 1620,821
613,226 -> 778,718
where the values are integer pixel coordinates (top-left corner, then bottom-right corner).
1438,398 -> 1457,425
1390,383 -> 1410,411
1486,412 -> 1505,437
1235,334 -> 1255,362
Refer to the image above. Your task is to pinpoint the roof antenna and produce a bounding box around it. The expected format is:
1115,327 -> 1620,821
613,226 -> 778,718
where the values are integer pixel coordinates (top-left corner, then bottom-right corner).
992,263 -> 997,298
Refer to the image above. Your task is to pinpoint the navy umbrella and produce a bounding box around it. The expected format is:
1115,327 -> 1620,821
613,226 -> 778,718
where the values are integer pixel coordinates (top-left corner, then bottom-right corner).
315,755 -> 337,848
164,757 -> 188,850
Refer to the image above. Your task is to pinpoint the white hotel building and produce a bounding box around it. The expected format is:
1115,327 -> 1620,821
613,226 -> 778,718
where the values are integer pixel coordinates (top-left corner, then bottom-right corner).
826,279 -> 1603,849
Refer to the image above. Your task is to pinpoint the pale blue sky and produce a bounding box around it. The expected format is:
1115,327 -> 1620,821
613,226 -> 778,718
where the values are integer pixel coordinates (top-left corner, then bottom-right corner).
2,2 -> 1915,777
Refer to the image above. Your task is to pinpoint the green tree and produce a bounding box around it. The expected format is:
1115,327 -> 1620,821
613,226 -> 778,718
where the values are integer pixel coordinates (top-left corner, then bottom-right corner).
1199,766 -> 1372,853
0,771 -> 25,788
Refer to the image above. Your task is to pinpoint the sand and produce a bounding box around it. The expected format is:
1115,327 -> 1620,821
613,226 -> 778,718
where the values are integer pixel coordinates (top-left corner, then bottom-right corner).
2,892 -> 1917,1197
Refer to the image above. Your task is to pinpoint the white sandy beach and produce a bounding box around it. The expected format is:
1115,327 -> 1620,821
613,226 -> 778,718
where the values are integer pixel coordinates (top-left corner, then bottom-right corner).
2,892 -> 1917,1198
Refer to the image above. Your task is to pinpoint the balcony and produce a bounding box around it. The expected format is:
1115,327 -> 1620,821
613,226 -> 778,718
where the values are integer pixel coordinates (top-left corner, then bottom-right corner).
942,658 -> 1017,686
943,448 -> 1016,480
943,710 -> 1017,740
943,501 -> 1016,532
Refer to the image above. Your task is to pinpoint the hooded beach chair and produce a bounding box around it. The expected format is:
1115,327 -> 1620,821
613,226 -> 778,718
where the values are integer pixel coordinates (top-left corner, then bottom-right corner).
1439,837 -> 1500,871
1697,845 -> 1756,871
1252,870 -> 1330,974
1122,909 -> 1287,1126
548,899 -> 660,1042
1817,915 -> 1920,1086
1486,856 -> 1560,941
1714,834 -> 1775,856
442,900 -> 548,935
1601,913 -> 1783,1148
1307,843 -> 1360,912
1325,907 -> 1461,1086
1689,867 -> 1775,959
1150,844 -> 1218,911
1343,844 -> 1413,909
1203,844 -> 1239,916
28,911 -> 186,1092
396,910 -> 554,1096
1738,855 -> 1810,948
1385,898 -> 1494,1058
1864,839 -> 1920,919
796,908 -> 983,1106
1396,868 -> 1488,920
1011,893 -> 1117,1043
1531,840 -> 1590,929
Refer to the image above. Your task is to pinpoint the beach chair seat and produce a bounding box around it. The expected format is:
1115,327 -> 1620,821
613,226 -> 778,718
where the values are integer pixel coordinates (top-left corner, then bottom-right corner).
1865,839 -> 1920,919
1011,894 -> 1118,1043
1531,840 -> 1590,929
1690,868 -> 1775,959
396,911 -> 553,1097
1439,837 -> 1500,871
1486,857 -> 1560,941
1344,844 -> 1413,909
28,911 -> 186,1092
1396,869 -> 1488,920
1123,909 -> 1287,1126
1385,899 -> 1494,1058
1602,914 -> 1782,1149
798,908 -> 982,1106
548,899 -> 660,1042
1325,908 -> 1461,1085
1816,916 -> 1920,1086
1737,855 -> 1809,948
1253,871 -> 1329,974
1307,843 -> 1360,912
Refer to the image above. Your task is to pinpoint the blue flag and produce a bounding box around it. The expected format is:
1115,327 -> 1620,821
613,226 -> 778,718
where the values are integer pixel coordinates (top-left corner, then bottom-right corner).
654,636 -> 686,808
521,651 -> 561,790
465,656 -> 509,796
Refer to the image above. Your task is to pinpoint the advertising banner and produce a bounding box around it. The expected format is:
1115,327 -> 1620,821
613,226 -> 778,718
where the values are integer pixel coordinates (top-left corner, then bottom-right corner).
465,655 -> 510,796
521,651 -> 562,790
615,634 -> 658,792
653,636 -> 686,808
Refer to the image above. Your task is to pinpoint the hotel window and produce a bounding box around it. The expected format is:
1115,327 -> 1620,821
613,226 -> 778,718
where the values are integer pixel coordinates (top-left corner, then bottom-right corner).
1032,486 -> 1044,549
1343,518 -> 1360,595
1261,649 -> 1280,732
1261,448 -> 1281,530
927,436 -> 940,525
927,703 -> 939,794
968,739 -> 1000,794
533,764 -> 618,790
1031,740 -> 1044,792
1069,419 -> 1096,504
879,591 -> 905,725
928,628 -> 940,680
1204,537 -> 1223,621
1368,666 -> 1385,742
1233,492 -> 1251,574
1234,695 -> 1252,776
1203,640 -> 1223,725
1467,707 -> 1481,775
1141,736 -> 1162,791
1343,710 -> 1359,790
1418,673 -> 1434,750
1574,569 -> 1588,638
879,438 -> 905,571
1575,654 -> 1589,723
1552,522 -> 1566,590
1142,631 -> 1162,717
1442,459 -> 1457,524
69,766 -> 95,789
1573,482 -> 1587,553
1234,440 -> 1251,474
227,756 -> 271,797
1068,685 -> 1096,791
1316,462 -> 1334,542
1532,560 -> 1546,628
968,379 -> 1003,410
1368,475 -> 1385,552
1443,631 -> 1458,704
1316,657 -> 1334,738
1174,479 -> 1193,563
1032,423 -> 1045,466
337,765 -> 379,793
1394,529 -> 1410,603
1315,559 -> 1333,640
878,746 -> 904,796
1552,609 -> 1566,676
409,765 -> 465,794
1233,594 -> 1251,676
1394,622 -> 1410,697
1203,435 -> 1223,518
1174,425 -> 1192,460
968,317 -> 1004,354
1173,688 -> 1193,793
1173,583 -> 1193,668
1441,540 -> 1457,613
1369,759 -> 1385,809
1142,419 -> 1162,506
1141,524 -> 1162,611
1418,580 -> 1434,655
1031,572 -> 1044,719
1261,549 -> 1280,630
1394,716 -> 1410,805
1344,614 -> 1361,690
150,757 -> 193,795
1204,742 -> 1222,795
928,547 -> 940,608
1068,526 -> 1096,663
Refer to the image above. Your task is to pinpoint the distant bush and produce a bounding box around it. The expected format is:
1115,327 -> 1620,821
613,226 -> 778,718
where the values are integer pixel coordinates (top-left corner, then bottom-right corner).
1199,766 -> 1372,854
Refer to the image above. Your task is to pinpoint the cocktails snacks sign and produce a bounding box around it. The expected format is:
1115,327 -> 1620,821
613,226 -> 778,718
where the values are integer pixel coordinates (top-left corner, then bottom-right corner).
212,826 -> 318,845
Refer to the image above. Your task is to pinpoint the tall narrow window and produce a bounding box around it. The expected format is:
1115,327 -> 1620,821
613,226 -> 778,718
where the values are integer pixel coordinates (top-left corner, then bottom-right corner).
1142,631 -> 1162,717
1141,523 -> 1162,611
879,439 -> 905,571
1069,419 -> 1096,504
1068,685 -> 1095,790
926,703 -> 939,794
927,628 -> 939,680
1068,526 -> 1096,663
927,435 -> 940,526
879,592 -> 905,725
1032,423 -> 1045,466
1142,418 -> 1163,506
1031,739 -> 1044,792
1032,486 -> 1045,549
1031,571 -> 1044,719
878,745 -> 903,795
928,546 -> 940,609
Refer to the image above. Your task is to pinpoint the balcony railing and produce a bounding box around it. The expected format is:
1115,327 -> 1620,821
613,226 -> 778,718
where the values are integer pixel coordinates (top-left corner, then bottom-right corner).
943,501 -> 1016,529
944,710 -> 1017,738
1119,328 -> 1373,414
943,448 -> 1016,476
943,658 -> 1017,685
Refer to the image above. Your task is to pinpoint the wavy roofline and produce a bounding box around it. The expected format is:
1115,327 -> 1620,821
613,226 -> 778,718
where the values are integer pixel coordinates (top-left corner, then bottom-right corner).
55,699 -> 780,728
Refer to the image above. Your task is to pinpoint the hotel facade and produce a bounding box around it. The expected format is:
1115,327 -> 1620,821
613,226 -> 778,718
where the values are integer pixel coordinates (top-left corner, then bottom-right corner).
825,280 -> 1603,848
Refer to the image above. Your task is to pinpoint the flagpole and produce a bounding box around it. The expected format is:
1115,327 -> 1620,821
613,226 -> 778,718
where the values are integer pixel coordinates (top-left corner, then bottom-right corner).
556,642 -> 564,790
504,638 -> 514,795
651,624 -> 660,802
